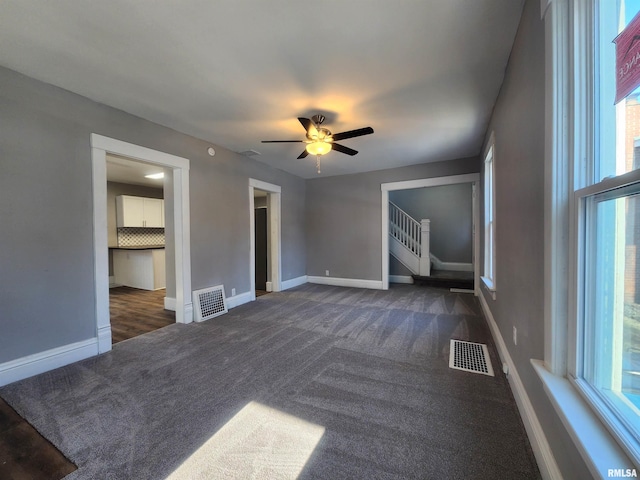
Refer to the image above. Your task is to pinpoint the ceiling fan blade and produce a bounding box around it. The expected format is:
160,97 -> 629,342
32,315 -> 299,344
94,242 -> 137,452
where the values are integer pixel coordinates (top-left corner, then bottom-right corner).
297,150 -> 309,159
331,143 -> 358,156
331,127 -> 374,142
298,117 -> 312,132
261,140 -> 304,143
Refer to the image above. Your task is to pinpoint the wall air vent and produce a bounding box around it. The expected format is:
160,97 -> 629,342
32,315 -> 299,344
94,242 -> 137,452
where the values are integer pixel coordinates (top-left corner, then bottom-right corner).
192,285 -> 228,322
449,339 -> 494,376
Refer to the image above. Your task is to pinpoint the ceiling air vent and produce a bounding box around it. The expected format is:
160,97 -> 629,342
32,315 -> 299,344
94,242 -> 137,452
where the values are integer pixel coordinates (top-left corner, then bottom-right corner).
192,285 -> 228,322
449,339 -> 494,376
239,149 -> 261,157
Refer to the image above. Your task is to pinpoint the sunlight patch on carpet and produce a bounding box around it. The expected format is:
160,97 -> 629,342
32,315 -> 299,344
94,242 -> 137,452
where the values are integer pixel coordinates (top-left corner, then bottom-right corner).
166,401 -> 325,479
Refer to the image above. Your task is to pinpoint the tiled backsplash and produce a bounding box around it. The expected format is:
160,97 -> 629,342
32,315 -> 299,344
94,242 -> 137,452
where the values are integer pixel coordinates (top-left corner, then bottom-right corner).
117,227 -> 165,247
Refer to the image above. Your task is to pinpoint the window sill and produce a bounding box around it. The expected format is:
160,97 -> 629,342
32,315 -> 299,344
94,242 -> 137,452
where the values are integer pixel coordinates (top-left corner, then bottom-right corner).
481,276 -> 496,300
531,359 -> 635,478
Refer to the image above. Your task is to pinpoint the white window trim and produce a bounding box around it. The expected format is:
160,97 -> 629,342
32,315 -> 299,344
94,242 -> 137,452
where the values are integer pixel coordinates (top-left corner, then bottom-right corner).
537,0 -> 638,475
573,169 -> 640,465
482,133 -> 497,299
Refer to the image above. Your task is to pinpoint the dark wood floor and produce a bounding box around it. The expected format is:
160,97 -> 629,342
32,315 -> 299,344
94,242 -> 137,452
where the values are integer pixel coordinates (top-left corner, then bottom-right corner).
0,398 -> 76,479
412,269 -> 475,290
110,286 -> 175,344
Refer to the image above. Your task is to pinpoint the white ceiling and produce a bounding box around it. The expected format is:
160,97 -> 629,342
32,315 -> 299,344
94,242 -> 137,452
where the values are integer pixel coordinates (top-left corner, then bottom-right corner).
106,154 -> 165,188
0,0 -> 524,179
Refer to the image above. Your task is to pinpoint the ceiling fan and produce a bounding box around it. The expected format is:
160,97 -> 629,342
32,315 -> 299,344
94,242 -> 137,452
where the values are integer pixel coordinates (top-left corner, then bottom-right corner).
261,114 -> 374,173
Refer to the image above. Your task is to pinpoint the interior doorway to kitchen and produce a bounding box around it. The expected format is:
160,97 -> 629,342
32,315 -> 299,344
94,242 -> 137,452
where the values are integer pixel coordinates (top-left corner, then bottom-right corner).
91,134 -> 192,354
105,154 -> 173,344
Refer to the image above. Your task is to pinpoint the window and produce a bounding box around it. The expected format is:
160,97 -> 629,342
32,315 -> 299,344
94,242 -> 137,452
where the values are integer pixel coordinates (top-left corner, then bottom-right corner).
570,0 -> 640,464
482,138 -> 496,293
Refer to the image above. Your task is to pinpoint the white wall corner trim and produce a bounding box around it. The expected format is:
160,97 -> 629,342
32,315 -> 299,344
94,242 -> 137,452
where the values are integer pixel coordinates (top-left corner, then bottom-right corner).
281,275 -> 308,290
389,275 -> 414,284
478,293 -> 562,480
0,338 -> 98,387
307,276 -> 383,290
226,291 -> 253,309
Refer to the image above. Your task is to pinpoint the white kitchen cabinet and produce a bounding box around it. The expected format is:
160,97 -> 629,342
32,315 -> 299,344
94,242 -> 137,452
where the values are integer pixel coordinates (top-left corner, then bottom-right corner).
113,248 -> 166,290
116,195 -> 164,228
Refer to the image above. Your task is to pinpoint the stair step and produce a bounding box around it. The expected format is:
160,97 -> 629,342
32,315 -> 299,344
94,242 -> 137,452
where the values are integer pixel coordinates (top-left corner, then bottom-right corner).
412,271 -> 474,290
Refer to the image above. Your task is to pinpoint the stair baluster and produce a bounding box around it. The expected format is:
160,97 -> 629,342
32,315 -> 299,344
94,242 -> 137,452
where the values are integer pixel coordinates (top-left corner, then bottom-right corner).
389,202 -> 429,275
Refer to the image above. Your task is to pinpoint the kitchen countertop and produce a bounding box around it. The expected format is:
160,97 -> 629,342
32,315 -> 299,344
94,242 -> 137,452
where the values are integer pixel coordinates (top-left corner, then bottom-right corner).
109,245 -> 165,250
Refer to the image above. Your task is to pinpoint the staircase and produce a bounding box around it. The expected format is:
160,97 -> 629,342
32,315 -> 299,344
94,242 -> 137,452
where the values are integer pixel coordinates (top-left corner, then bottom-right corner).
389,202 -> 474,290
389,202 -> 430,276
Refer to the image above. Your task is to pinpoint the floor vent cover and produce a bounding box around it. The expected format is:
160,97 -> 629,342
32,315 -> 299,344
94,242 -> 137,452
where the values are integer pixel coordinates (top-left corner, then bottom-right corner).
193,285 -> 228,322
449,340 -> 494,376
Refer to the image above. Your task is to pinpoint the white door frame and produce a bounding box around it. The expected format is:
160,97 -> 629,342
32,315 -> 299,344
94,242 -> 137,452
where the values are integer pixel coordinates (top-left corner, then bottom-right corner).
91,134 -> 192,353
381,173 -> 480,292
249,179 -> 282,301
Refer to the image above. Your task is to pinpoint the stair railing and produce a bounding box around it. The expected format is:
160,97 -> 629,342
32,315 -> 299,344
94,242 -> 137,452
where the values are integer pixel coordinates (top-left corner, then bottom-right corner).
389,202 -> 431,276
389,202 -> 421,256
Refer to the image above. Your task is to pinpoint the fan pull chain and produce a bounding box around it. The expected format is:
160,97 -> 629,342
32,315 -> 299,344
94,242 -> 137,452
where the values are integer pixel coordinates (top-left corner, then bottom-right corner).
316,155 -> 321,174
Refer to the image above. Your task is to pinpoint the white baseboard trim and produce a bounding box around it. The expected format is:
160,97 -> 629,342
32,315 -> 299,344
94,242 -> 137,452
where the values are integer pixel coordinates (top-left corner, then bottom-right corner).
389,275 -> 414,284
307,276 -> 384,290
281,275 -> 308,290
478,293 -> 561,480
226,291 -> 252,309
164,297 -> 176,311
182,302 -> 194,324
430,253 -> 473,272
0,338 -> 98,387
97,325 -> 112,354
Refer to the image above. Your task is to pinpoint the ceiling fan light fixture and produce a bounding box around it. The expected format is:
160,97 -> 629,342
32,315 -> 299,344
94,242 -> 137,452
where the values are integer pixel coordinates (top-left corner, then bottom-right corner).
306,141 -> 332,156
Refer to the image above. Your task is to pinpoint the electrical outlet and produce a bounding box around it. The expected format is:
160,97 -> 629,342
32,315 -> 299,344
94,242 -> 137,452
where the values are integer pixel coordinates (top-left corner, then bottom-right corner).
513,326 -> 517,345
231,288 -> 236,296
325,270 -> 330,276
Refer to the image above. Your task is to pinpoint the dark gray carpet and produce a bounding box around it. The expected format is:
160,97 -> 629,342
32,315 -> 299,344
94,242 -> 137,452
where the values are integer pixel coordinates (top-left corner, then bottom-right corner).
0,283 -> 540,479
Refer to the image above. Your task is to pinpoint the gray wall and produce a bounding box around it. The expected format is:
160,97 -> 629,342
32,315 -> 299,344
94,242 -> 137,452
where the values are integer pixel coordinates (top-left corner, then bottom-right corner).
306,158 -> 479,280
389,255 -> 413,277
0,66 -> 306,364
479,0 -> 591,476
390,183 -> 473,263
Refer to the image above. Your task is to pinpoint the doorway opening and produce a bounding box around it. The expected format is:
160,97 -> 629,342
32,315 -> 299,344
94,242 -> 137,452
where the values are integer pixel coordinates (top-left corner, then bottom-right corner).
249,179 -> 282,301
91,134 -> 192,354
254,189 -> 269,297
105,154 -> 174,343
381,173 -> 480,293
